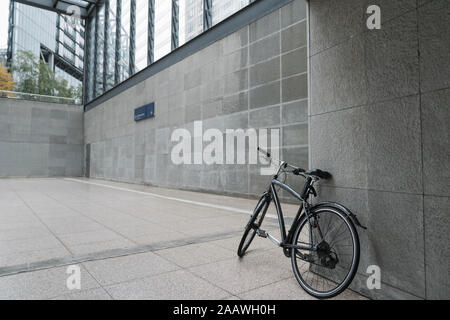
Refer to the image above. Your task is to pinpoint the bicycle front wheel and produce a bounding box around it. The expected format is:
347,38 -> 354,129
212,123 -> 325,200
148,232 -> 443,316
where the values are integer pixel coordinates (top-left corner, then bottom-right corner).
237,195 -> 269,257
291,206 -> 360,298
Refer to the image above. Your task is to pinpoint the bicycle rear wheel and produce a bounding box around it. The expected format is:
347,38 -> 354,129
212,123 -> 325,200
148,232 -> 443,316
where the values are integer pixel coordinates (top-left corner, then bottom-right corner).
237,195 -> 269,257
291,206 -> 360,298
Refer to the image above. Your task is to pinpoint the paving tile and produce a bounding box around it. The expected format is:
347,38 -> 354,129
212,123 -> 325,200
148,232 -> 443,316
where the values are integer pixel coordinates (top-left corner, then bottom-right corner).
0,226 -> 53,241
238,277 -> 367,300
222,295 -> 242,300
43,217 -> 106,235
131,230 -> 191,245
0,246 -> 72,267
105,269 -> 230,300
58,229 -> 127,246
0,236 -> 64,255
67,239 -> 137,256
176,215 -> 248,237
188,249 -> 294,295
208,236 -> 275,253
51,287 -> 112,300
108,222 -> 174,238
33,208 -> 80,219
156,242 -> 236,268
238,277 -> 315,300
0,219 -> 44,230
83,251 -> 180,286
0,265 -> 100,299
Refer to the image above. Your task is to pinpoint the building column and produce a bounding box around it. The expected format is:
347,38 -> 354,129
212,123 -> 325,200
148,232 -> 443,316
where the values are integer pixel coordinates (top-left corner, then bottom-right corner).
147,0 -> 155,65
103,0 -> 110,91
171,0 -> 179,51
115,0 -> 122,84
203,0 -> 212,30
93,7 -> 99,96
129,0 -> 136,76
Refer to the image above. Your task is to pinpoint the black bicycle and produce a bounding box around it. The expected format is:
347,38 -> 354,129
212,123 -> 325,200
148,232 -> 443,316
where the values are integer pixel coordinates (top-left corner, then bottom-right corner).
237,147 -> 366,299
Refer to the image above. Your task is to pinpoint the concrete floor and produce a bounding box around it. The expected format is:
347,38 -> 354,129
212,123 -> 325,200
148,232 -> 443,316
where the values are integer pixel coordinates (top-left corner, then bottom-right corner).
0,178 -> 366,300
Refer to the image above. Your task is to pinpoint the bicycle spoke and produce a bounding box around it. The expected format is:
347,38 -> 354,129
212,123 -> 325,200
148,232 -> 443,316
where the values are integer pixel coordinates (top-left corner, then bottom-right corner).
291,208 -> 359,297
323,220 -> 345,241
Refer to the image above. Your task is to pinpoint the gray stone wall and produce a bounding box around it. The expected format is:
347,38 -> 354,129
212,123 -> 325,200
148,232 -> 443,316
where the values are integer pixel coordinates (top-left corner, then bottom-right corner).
0,98 -> 84,177
84,0 -> 309,198
309,0 -> 449,299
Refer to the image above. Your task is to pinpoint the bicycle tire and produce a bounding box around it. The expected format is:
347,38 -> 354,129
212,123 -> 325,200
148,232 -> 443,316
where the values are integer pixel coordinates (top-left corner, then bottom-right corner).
237,195 -> 268,257
291,206 -> 360,299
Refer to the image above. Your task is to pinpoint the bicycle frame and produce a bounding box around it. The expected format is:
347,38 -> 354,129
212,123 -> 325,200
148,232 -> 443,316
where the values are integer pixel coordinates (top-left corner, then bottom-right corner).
259,174 -> 317,253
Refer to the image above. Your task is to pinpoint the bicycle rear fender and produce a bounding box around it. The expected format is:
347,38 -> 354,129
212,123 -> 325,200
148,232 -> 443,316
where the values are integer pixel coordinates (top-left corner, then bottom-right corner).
310,201 -> 367,230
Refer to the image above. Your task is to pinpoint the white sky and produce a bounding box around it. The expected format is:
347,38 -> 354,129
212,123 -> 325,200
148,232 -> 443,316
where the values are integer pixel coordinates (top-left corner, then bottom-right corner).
0,0 -> 9,49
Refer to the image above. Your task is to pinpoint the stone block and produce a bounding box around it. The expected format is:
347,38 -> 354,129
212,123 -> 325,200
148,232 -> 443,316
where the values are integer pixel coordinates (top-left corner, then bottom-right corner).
282,46 -> 307,78
310,35 -> 367,115
282,73 -> 308,103
250,57 -> 280,88
249,105 -> 280,128
222,92 -> 248,115
424,195 -> 450,299
280,0 -> 307,28
418,0 -> 450,92
249,33 -> 280,65
364,11 -> 419,104
282,123 -> 308,146
249,81 -> 280,109
281,20 -> 307,53
249,10 -> 280,43
421,88 -> 450,197
282,99 -> 308,125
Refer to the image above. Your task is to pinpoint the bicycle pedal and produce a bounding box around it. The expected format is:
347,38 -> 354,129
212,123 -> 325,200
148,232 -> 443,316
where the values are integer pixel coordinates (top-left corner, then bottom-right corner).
256,229 -> 268,238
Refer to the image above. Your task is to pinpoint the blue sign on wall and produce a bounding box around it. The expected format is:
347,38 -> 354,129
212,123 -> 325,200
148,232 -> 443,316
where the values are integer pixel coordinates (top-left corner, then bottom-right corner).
134,102 -> 155,121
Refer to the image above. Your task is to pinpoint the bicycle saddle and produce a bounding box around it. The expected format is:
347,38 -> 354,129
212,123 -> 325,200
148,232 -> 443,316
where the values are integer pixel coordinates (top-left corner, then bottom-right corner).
305,169 -> 332,180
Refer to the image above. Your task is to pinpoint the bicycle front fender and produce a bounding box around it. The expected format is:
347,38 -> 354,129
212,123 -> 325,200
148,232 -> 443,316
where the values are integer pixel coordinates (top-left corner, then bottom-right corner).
310,201 -> 367,230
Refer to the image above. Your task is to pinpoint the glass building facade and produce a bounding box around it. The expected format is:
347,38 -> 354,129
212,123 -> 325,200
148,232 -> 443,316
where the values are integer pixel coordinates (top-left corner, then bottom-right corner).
84,0 -> 254,103
7,2 -> 85,89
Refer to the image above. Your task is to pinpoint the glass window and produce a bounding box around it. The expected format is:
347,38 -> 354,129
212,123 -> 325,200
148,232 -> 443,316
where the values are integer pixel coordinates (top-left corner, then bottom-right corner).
86,13 -> 95,101
211,0 -> 250,26
118,0 -> 131,83
154,0 -> 172,61
95,4 -> 104,97
84,0 -> 255,103
135,0 -> 149,71
105,0 -> 117,90
179,0 -> 203,46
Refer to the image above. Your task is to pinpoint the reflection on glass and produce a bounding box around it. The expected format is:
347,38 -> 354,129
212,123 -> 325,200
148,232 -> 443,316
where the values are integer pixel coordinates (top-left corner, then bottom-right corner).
84,0 -> 254,103
154,0 -> 171,61
179,0 -> 203,46
135,0 -> 149,71
119,0 -> 131,83
95,4 -> 104,97
211,0 -> 250,25
86,13 -> 95,101
105,0 -> 117,90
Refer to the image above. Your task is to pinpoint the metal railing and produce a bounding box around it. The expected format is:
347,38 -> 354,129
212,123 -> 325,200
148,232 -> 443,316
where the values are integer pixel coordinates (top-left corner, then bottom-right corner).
0,90 -> 81,105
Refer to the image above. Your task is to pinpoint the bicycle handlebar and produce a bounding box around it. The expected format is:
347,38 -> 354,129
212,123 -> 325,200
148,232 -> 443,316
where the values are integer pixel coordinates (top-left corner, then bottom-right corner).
258,146 -> 304,173
257,146 -> 331,180
257,146 -> 270,158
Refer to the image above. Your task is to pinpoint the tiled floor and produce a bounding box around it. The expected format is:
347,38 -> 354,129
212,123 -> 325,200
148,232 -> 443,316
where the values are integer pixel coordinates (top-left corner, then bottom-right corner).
0,178 -> 367,300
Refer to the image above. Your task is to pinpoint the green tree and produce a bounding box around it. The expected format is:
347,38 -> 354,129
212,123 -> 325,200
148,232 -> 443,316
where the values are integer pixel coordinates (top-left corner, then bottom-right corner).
10,50 -> 39,94
10,50 -> 82,103
55,78 -> 72,98
38,60 -> 57,96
